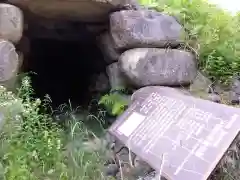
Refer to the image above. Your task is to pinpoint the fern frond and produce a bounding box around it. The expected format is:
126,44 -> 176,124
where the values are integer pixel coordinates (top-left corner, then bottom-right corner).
112,102 -> 127,116
98,92 -> 129,116
98,94 -> 114,106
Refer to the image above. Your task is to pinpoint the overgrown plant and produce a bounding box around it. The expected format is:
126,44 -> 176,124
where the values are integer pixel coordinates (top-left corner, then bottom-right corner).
140,0 -> 240,85
98,87 -> 129,116
0,76 -> 65,179
0,77 -> 108,180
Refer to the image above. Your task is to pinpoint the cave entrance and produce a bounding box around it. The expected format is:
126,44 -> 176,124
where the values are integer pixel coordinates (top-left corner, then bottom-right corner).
26,37 -> 106,109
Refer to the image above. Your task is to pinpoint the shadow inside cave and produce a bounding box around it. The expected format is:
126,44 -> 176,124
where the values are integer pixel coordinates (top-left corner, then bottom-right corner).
26,37 -> 106,109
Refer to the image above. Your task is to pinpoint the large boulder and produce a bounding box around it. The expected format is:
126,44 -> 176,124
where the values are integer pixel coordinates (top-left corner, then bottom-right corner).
7,0 -> 139,22
0,3 -> 23,43
110,10 -> 184,50
119,48 -> 197,87
0,39 -> 20,89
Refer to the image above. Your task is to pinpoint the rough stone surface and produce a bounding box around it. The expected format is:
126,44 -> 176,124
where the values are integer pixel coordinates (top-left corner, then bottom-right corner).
0,39 -> 19,82
137,172 -> 169,180
189,71 -> 212,93
119,48 -> 197,87
109,86 -> 240,180
207,93 -> 221,103
26,17 -> 104,41
106,62 -> 128,90
0,3 -> 23,43
110,10 -> 184,49
229,91 -> 240,105
97,32 -> 122,64
230,75 -> 240,95
7,0 -> 139,22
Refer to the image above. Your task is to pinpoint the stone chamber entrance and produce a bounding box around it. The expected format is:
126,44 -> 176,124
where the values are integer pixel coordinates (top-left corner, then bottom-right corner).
21,20 -> 108,109
4,0 -> 138,110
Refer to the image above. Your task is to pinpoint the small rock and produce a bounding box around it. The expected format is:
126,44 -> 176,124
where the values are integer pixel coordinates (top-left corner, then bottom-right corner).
137,171 -> 156,180
189,71 -> 212,93
107,117 -> 117,124
136,171 -> 170,180
231,75 -> 240,95
229,91 -> 240,105
105,164 -> 119,177
131,156 -> 154,178
208,93 -> 221,103
228,75 -> 240,105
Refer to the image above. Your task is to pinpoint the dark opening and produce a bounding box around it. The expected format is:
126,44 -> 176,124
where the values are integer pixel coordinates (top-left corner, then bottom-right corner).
26,37 -> 106,108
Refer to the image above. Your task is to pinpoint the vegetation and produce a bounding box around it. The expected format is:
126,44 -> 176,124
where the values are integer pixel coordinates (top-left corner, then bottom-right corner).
0,77 -> 109,180
0,0 -> 239,179
98,87 -> 129,116
140,0 -> 240,85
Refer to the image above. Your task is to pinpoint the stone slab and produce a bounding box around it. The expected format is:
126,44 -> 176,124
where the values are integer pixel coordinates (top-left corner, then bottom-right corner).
7,0 -> 139,22
108,86 -> 240,180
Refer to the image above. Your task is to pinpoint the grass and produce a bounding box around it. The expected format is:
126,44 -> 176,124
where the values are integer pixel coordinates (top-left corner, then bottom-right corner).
0,76 -> 110,180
